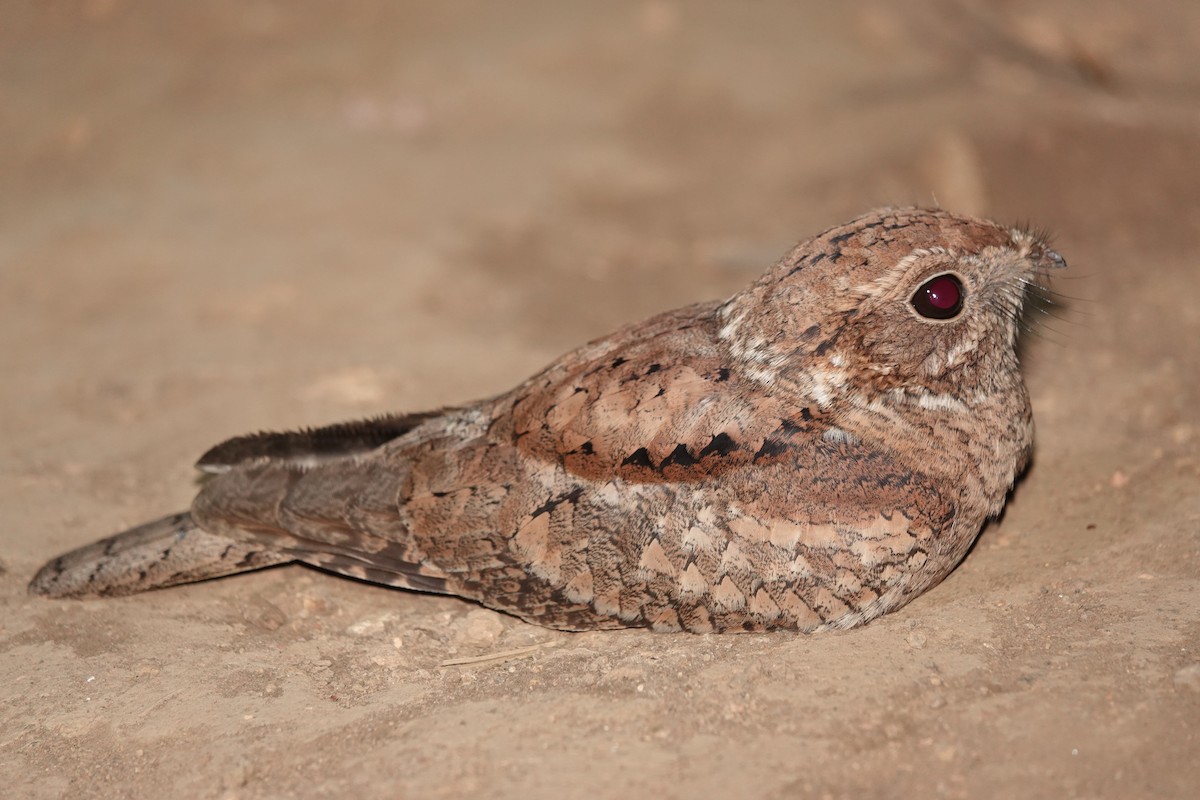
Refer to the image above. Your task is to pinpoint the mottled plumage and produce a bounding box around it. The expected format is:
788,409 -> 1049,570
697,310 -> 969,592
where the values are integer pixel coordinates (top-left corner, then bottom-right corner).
30,208 -> 1064,632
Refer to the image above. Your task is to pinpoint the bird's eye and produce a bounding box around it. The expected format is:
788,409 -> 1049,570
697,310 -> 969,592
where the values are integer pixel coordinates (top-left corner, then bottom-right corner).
911,273 -> 964,320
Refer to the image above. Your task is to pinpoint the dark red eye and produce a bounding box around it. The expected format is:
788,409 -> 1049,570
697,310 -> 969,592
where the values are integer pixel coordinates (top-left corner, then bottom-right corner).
911,273 -> 964,320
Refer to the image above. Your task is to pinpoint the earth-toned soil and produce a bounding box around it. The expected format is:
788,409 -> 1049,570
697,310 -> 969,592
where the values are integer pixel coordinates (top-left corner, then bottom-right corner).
2,2 -> 1198,798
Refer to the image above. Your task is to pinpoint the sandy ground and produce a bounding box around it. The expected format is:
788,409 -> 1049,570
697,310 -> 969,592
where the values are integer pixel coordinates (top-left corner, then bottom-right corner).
2,2 -> 1199,798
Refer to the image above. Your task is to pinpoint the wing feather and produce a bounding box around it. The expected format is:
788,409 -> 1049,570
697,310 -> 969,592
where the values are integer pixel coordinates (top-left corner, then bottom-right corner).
195,411 -> 448,473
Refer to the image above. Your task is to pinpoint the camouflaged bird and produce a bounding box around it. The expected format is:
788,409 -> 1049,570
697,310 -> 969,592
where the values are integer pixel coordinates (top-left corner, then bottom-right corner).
30,208 -> 1065,632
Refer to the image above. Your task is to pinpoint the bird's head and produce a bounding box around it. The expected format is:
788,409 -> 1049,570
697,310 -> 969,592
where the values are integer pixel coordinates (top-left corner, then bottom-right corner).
718,207 -> 1065,411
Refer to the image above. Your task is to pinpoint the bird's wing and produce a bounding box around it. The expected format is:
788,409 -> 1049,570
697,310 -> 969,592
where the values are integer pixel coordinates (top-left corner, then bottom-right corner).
184,300 -> 761,587
190,300 -> 821,575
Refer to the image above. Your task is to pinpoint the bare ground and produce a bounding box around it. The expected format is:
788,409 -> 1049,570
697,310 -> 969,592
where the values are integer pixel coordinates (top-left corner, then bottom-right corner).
2,2 -> 1198,798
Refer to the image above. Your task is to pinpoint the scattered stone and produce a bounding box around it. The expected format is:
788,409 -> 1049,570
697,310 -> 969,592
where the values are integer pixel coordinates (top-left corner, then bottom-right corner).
1173,664 -> 1200,692
455,610 -> 505,646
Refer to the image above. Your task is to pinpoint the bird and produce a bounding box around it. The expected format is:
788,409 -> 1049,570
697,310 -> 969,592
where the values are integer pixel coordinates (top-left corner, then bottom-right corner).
29,207 -> 1065,633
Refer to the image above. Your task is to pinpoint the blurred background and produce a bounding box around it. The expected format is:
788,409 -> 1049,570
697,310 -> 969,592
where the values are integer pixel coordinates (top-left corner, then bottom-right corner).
2,2 -> 1198,798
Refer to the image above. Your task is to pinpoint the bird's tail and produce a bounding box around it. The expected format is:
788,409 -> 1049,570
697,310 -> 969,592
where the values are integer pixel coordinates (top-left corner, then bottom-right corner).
28,511 -> 292,599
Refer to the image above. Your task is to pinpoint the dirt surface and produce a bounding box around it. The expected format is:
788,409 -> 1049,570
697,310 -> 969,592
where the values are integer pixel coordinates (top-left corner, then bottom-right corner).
3,2 -> 1199,798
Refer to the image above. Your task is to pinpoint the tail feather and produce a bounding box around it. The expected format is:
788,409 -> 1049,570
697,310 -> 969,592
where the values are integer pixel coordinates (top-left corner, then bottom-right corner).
28,511 -> 292,599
